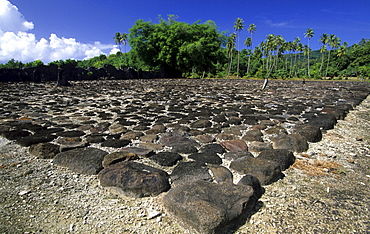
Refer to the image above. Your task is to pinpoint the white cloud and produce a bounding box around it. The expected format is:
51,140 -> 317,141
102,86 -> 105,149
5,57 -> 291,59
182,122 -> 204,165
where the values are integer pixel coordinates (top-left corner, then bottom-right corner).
0,0 -> 114,63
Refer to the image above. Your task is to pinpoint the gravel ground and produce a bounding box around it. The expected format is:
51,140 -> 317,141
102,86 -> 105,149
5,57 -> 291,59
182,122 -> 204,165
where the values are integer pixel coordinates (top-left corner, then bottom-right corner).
0,88 -> 369,234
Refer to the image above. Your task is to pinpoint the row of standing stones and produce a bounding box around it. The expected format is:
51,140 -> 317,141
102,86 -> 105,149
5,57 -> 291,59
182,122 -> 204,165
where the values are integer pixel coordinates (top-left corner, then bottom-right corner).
1,79 -> 370,233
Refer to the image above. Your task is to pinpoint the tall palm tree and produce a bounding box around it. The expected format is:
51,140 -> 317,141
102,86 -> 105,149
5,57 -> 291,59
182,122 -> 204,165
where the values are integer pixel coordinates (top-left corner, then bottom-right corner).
325,34 -> 340,78
113,32 -> 123,52
247,23 -> 256,75
319,33 -> 328,77
304,28 -> 314,78
226,33 -> 236,77
122,33 -> 128,53
234,18 -> 244,77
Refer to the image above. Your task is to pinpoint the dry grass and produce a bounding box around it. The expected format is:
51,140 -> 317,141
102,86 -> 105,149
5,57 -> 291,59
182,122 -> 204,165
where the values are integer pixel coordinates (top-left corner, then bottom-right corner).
292,159 -> 343,176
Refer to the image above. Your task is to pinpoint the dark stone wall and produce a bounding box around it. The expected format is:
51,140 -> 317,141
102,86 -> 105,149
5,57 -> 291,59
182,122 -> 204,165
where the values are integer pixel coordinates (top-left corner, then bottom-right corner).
0,65 -> 174,82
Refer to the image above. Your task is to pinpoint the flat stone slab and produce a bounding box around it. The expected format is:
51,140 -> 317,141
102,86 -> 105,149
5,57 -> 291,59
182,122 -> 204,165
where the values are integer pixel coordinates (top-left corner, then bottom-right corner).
53,147 -> 108,175
98,161 -> 170,198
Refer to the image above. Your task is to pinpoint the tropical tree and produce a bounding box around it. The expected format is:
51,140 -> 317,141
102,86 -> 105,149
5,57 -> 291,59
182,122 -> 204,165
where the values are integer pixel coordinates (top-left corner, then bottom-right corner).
226,33 -> 237,76
246,23 -> 256,75
325,34 -> 340,78
122,33 -> 128,53
234,18 -> 244,77
129,17 -> 223,77
304,28 -> 314,78
113,32 -> 124,52
319,33 -> 328,76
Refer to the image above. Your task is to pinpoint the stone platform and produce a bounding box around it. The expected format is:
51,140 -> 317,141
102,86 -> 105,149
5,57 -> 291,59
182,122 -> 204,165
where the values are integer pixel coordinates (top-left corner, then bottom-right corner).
1,79 -> 369,233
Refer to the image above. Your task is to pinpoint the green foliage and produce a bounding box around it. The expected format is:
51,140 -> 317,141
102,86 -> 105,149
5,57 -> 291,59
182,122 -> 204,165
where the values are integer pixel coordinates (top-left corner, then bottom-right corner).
129,16 -> 223,77
0,59 -> 23,68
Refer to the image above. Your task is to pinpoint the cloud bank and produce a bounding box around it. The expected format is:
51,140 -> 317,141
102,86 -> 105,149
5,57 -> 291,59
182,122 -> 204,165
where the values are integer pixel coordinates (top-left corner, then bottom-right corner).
0,0 -> 115,63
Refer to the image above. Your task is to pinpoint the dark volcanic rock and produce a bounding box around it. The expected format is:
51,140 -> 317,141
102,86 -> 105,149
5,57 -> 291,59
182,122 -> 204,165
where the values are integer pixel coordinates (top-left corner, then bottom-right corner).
15,134 -> 56,147
190,119 -> 212,128
101,139 -> 131,148
257,149 -> 295,171
220,139 -> 248,152
237,175 -> 265,200
102,152 -> 139,168
98,161 -> 170,198
307,114 -> 337,130
56,130 -> 85,137
150,152 -> 183,167
292,124 -> 322,142
272,134 -> 308,152
53,147 -> 108,175
1,130 -> 31,140
29,143 -> 60,159
224,151 -> 254,161
208,165 -> 233,184
171,144 -> 198,154
248,141 -> 273,152
162,180 -> 254,234
171,161 -> 212,187
199,143 -> 226,154
230,157 -> 283,185
188,152 -> 223,165
242,129 -> 263,142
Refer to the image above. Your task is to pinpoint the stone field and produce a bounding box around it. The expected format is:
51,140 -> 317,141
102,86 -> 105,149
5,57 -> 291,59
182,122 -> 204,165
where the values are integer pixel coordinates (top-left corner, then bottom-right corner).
0,79 -> 370,233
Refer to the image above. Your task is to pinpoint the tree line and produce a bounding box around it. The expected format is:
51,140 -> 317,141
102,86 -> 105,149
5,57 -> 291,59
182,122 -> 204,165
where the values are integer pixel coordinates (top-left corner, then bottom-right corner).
1,16 -> 370,79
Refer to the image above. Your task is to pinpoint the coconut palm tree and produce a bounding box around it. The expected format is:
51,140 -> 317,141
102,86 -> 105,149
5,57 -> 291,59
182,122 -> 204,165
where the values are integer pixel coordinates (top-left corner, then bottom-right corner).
122,33 -> 128,53
113,32 -> 123,52
234,18 -> 244,77
304,28 -> 314,78
325,34 -> 340,78
319,33 -> 328,77
226,33 -> 236,77
247,23 -> 256,75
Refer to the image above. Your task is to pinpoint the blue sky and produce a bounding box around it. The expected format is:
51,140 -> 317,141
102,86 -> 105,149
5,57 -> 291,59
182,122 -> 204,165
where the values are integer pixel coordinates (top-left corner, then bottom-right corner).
1,0 -> 370,63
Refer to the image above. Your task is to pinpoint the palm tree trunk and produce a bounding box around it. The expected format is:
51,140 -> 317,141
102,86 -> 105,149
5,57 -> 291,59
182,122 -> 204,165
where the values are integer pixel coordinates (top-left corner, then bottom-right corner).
325,50 -> 331,78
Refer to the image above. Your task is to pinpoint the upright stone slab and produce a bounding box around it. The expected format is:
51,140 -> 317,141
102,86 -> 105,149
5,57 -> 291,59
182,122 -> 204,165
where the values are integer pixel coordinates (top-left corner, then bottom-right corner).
162,180 -> 254,234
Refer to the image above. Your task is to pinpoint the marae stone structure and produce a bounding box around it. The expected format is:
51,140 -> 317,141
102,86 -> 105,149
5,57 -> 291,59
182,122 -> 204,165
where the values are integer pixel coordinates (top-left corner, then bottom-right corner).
0,79 -> 369,233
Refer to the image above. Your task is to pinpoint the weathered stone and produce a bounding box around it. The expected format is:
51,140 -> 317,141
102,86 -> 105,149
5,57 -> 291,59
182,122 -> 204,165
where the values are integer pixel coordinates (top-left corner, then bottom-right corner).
272,134 -> 308,152
53,147 -> 108,175
29,143 -> 60,159
230,157 -> 283,185
1,130 -> 31,140
159,134 -> 199,147
258,149 -> 295,171
248,141 -> 273,152
119,131 -> 144,140
146,124 -> 166,134
57,137 -> 88,152
220,139 -> 248,152
199,143 -> 226,154
56,130 -> 85,137
170,161 -> 212,187
86,134 -> 105,143
139,134 -> 158,143
98,161 -> 170,198
172,144 -> 198,154
307,114 -> 337,130
15,134 -> 56,147
102,152 -> 139,168
224,151 -> 254,161
188,152 -> 223,165
120,147 -> 154,157
150,152 -> 183,166
162,180 -> 254,234
208,165 -> 233,184
108,124 -> 128,135
242,129 -> 263,142
216,132 -> 238,141
237,174 -> 265,199
191,119 -> 212,128
292,124 -> 322,142
195,134 -> 215,144
101,139 -> 131,148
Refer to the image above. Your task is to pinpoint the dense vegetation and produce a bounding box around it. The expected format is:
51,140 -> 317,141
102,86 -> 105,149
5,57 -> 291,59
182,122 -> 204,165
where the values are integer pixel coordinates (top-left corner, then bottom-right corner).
1,16 -> 370,79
